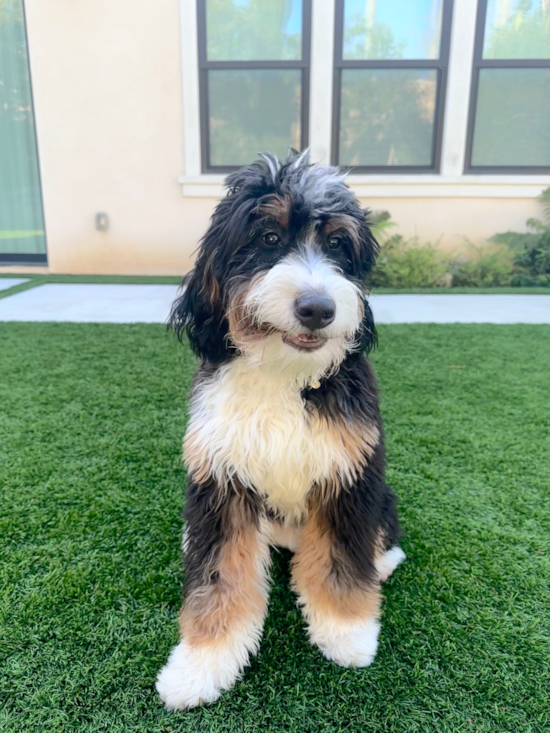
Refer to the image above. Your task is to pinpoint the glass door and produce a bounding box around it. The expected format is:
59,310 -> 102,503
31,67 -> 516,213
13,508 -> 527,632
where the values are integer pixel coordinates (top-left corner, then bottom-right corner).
0,0 -> 46,264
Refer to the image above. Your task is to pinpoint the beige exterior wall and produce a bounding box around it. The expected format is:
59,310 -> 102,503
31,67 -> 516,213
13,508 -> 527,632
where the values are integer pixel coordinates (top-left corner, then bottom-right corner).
357,196 -> 543,252
23,0 -> 194,276
1,0 -> 546,276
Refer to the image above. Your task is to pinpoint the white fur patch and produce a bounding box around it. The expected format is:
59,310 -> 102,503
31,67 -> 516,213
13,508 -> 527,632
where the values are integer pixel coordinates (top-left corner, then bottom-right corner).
185,359 -> 377,521
156,627 -> 258,710
375,546 -> 406,582
242,249 -> 363,380
306,613 -> 380,668
259,151 -> 281,182
247,248 -> 362,340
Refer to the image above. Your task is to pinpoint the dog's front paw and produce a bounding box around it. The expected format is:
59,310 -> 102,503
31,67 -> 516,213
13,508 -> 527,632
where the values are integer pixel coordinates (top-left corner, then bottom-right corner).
309,616 -> 380,668
156,640 -> 240,710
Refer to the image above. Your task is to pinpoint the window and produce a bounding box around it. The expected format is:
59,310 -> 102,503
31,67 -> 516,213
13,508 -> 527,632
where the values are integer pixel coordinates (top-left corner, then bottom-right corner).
331,0 -> 454,172
466,0 -> 550,172
182,0 -> 550,190
197,0 -> 311,172
0,0 -> 46,264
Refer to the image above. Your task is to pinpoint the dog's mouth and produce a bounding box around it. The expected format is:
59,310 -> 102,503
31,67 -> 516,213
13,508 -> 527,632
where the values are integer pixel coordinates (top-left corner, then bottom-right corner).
228,310 -> 328,352
282,332 -> 328,351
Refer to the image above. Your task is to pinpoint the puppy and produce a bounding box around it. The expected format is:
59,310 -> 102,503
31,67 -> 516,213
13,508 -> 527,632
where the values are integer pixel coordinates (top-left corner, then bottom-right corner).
156,150 -> 405,710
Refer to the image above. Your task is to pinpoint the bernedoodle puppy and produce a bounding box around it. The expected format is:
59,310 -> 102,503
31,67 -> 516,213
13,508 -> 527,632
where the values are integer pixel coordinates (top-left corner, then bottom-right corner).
156,150 -> 405,710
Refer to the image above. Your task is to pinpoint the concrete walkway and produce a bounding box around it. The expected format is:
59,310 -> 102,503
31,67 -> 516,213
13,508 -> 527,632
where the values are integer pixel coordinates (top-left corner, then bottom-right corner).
0,278 -> 28,291
0,284 -> 178,323
372,294 -> 550,324
0,283 -> 549,324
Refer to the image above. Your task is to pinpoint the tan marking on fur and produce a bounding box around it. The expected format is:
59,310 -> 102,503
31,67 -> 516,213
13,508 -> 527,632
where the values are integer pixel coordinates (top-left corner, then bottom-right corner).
201,252 -> 221,305
323,215 -> 361,254
200,252 -> 221,306
179,518 -> 269,648
308,411 -> 379,495
291,508 -> 380,622
183,432 -> 211,485
259,194 -> 291,228
183,360 -> 380,520
225,274 -> 275,351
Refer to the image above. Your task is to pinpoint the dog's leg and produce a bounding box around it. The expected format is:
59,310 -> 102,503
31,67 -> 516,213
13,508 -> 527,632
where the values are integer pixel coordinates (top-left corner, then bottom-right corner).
156,484 -> 271,710
291,507 -> 381,668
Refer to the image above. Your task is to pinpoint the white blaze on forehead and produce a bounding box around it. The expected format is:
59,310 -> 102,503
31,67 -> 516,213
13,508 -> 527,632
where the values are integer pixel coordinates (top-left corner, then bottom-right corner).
246,248 -> 362,338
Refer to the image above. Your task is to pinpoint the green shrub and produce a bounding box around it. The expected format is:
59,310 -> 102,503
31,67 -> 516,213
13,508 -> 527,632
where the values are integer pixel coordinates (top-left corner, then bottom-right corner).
509,228 -> 550,286
369,232 -> 450,289
490,187 -> 550,287
449,243 -> 514,287
368,190 -> 550,289
369,210 -> 397,243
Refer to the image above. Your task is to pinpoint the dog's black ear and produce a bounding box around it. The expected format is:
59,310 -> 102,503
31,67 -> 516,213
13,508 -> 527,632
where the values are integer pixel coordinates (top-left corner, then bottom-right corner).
358,298 -> 377,354
170,243 -> 229,363
170,158 -> 273,361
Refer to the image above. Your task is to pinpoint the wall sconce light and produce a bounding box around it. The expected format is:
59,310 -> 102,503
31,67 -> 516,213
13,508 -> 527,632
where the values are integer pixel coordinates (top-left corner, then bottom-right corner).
95,213 -> 109,231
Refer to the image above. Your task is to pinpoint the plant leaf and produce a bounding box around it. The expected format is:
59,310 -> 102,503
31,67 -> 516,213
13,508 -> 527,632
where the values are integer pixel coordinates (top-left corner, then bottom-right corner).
538,186 -> 550,225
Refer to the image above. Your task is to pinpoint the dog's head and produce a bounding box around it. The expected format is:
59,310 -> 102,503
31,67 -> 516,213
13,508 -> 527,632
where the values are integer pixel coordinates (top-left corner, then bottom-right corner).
171,150 -> 378,382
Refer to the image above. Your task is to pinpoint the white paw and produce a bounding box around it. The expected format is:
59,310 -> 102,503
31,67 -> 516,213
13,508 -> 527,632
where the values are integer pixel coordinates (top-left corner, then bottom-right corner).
375,546 -> 406,582
308,616 -> 380,668
156,640 -> 241,710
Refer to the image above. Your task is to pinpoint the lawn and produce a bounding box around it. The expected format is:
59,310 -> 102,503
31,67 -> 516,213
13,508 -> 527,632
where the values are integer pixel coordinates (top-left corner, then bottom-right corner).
0,323 -> 549,733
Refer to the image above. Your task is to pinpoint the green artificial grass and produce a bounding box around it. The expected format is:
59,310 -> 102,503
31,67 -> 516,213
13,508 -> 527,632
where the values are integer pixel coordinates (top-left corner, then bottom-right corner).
0,324 -> 549,733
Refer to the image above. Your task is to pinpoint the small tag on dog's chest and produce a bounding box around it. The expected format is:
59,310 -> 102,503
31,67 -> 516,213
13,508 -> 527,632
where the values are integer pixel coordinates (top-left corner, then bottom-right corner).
310,379 -> 321,389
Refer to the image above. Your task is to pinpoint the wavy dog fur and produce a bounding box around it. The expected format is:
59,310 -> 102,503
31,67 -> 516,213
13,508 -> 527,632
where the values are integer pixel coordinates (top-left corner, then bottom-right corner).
157,151 -> 405,711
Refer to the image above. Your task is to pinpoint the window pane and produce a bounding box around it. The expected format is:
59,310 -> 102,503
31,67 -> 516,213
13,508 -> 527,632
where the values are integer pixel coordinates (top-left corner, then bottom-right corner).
343,0 -> 443,60
0,1 -> 46,257
483,0 -> 550,59
206,0 -> 302,61
471,69 -> 550,167
208,70 -> 301,166
339,69 -> 437,166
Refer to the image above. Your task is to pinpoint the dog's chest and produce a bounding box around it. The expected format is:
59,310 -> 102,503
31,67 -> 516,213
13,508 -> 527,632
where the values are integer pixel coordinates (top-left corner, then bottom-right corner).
185,361 -> 351,519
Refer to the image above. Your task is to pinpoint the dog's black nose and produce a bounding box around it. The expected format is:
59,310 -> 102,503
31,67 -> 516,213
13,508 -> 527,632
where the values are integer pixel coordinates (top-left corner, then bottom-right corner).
294,293 -> 336,330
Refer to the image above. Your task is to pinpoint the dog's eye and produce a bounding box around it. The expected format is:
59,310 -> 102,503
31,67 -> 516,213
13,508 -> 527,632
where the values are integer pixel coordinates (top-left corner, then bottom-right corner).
328,235 -> 342,251
262,232 -> 281,247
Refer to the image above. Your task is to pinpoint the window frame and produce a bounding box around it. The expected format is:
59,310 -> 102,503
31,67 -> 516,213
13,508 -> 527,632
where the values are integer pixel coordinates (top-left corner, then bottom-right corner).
330,0 -> 454,174
464,0 -> 550,174
196,0 -> 312,173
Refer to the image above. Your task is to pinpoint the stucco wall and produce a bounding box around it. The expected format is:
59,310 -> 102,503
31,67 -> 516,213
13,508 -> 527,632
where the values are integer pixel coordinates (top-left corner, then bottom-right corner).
14,0 -> 545,276
24,0 -> 194,275
357,196 -> 542,252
